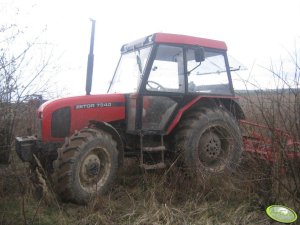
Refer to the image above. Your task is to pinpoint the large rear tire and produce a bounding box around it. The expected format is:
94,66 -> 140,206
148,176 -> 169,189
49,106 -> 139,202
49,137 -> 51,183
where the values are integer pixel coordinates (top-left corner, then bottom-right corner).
53,128 -> 118,204
175,107 -> 243,175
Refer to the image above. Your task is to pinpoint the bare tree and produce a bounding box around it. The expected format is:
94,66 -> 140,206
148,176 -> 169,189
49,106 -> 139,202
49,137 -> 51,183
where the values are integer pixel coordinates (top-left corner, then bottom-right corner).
237,43 -> 300,211
0,22 -> 52,164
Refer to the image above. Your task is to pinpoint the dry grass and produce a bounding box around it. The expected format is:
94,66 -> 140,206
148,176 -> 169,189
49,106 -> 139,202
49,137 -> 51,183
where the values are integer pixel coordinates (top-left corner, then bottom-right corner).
1,155 -> 277,225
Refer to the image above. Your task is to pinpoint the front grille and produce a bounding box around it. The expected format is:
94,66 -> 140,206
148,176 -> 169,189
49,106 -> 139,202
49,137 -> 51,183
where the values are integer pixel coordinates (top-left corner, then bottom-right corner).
51,107 -> 71,138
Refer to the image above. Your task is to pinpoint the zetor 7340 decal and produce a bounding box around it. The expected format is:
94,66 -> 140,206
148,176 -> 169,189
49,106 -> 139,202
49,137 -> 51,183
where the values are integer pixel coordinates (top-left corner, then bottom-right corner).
16,20 -> 246,204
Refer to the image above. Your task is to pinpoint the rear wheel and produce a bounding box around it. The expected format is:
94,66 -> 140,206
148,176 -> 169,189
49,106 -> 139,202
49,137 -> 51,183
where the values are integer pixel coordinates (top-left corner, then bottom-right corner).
175,107 -> 242,175
53,128 -> 118,204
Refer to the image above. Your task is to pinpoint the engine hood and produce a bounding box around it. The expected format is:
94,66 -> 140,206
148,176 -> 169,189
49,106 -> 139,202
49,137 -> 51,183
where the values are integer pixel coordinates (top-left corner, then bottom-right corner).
39,93 -> 125,112
38,93 -> 125,142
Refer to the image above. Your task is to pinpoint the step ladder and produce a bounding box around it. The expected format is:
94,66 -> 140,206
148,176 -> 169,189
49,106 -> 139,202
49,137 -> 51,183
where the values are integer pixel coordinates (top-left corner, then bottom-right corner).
140,132 -> 166,170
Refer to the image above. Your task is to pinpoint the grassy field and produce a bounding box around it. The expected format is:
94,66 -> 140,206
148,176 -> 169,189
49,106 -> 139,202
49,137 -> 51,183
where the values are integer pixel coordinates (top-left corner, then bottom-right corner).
0,153 -> 289,225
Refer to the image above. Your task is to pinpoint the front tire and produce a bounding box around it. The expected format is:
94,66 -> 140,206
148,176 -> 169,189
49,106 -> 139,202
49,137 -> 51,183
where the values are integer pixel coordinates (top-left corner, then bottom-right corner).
175,107 -> 243,175
53,128 -> 118,204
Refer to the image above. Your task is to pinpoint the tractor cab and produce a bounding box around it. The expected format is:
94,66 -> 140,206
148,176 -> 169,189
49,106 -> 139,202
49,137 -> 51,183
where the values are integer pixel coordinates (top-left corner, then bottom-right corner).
108,33 -> 235,134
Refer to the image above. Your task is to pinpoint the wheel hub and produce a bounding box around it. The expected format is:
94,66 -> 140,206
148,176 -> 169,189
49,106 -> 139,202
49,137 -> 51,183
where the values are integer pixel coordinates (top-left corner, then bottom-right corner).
199,132 -> 222,161
81,154 -> 101,181
86,162 -> 100,176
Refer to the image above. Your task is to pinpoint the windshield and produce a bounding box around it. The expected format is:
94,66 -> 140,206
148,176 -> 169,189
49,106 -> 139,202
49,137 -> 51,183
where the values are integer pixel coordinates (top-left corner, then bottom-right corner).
108,46 -> 152,93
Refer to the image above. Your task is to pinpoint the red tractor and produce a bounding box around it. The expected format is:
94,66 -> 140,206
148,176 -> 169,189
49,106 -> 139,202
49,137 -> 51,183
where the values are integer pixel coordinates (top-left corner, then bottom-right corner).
16,22 -> 245,203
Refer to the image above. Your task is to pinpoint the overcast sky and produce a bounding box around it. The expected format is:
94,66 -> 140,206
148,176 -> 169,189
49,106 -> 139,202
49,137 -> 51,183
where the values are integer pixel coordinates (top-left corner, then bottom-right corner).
2,0 -> 300,96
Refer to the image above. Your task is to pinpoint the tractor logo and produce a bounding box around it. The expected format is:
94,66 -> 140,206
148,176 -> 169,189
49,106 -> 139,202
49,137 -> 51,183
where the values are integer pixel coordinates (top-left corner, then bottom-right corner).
74,102 -> 124,110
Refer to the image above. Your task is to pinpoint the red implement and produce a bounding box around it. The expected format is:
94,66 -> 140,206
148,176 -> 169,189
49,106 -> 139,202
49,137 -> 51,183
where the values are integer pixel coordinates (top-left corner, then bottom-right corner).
240,120 -> 300,162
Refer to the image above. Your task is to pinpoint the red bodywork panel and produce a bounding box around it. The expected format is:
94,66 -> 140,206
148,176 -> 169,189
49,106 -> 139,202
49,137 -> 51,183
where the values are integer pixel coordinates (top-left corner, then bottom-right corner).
154,33 -> 227,50
38,94 -> 125,142
166,95 -> 239,135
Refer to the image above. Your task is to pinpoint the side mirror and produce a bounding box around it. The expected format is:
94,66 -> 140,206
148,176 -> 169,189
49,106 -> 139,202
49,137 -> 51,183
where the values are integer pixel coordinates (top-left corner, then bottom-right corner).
195,47 -> 205,62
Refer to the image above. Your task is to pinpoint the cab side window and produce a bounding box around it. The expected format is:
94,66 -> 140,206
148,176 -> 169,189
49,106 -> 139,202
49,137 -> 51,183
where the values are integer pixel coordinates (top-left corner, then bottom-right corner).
187,49 -> 231,95
146,45 -> 184,93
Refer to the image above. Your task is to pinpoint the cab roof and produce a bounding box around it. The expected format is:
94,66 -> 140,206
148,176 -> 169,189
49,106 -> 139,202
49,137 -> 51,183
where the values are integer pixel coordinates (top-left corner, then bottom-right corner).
121,33 -> 227,53
154,33 -> 227,50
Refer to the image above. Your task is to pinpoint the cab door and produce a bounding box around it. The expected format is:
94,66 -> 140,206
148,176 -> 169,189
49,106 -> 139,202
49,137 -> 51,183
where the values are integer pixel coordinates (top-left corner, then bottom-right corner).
139,45 -> 185,132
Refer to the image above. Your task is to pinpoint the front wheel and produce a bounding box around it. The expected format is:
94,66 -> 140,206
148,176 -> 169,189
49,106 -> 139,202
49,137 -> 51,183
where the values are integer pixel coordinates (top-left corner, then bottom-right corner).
53,128 -> 118,204
175,107 -> 243,175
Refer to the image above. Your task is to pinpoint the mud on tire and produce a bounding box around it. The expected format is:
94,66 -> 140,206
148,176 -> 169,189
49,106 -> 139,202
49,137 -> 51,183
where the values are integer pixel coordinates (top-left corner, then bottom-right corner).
175,107 -> 243,176
53,128 -> 118,204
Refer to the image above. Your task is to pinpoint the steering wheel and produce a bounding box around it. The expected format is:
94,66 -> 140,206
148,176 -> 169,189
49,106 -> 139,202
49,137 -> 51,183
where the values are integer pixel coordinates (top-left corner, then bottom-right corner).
146,80 -> 165,91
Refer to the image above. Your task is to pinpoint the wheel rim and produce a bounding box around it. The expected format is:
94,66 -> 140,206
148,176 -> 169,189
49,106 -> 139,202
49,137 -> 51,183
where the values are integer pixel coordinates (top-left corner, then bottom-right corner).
79,147 -> 111,193
198,126 -> 233,172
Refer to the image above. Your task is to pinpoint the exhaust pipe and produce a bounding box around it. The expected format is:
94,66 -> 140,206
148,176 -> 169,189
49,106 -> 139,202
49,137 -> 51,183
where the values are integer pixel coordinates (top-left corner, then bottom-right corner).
86,19 -> 96,95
